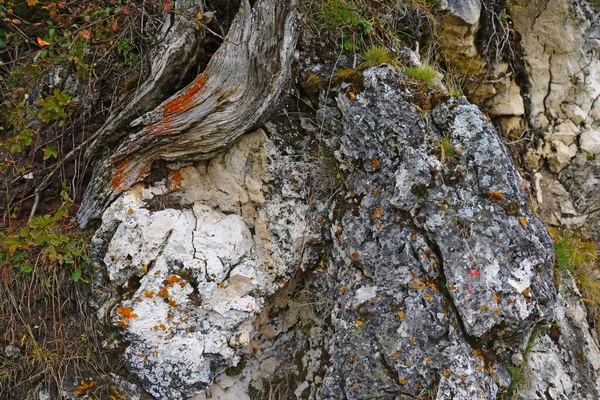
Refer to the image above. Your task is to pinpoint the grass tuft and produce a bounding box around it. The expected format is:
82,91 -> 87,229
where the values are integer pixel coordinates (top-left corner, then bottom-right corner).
363,45 -> 394,65
406,64 -> 439,83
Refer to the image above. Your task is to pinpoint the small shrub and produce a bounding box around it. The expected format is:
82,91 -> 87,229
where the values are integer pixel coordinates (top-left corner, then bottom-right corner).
406,64 -> 438,83
363,45 -> 394,65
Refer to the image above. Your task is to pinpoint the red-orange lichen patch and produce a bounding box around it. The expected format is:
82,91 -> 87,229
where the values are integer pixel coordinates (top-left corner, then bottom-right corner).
145,290 -> 155,298
170,169 -> 184,191
110,160 -> 131,191
163,74 -> 207,118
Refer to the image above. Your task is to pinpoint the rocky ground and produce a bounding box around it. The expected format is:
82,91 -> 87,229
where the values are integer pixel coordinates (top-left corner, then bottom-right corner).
2,0 -> 600,399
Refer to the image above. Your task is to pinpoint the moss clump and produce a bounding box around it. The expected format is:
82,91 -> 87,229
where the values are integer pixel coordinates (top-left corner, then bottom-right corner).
363,45 -> 394,65
225,360 -> 247,377
406,64 -> 438,83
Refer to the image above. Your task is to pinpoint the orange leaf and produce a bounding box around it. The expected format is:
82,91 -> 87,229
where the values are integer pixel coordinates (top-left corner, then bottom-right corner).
37,37 -> 51,46
11,19 -> 21,24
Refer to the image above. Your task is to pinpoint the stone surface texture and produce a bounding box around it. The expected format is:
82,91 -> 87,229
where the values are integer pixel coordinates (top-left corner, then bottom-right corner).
90,64 -> 600,400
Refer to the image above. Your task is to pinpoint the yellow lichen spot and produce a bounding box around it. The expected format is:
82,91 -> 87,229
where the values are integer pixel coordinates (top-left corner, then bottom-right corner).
356,320 -> 363,326
493,293 -> 500,303
348,355 -> 357,363
410,337 -> 417,344
493,308 -> 499,313
449,284 -> 457,291
460,376 -> 466,381
481,305 -> 490,311
127,207 -> 134,214
141,266 -> 148,273
351,251 -> 359,259
412,281 -> 418,289
169,298 -> 178,308
425,293 -> 432,301
405,361 -> 411,366
487,365 -> 493,374
397,311 -> 405,319
393,353 -> 399,360
398,378 -> 406,385
353,383 -> 359,389
443,369 -> 451,376
520,217 -> 527,226
145,291 -> 155,298
425,358 -> 432,364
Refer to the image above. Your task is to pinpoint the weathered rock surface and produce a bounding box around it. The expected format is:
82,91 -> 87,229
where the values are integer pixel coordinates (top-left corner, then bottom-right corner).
90,131 -> 312,399
88,62 -> 600,400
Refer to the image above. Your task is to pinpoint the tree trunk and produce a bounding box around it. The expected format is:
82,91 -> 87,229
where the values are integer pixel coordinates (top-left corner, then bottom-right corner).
77,0 -> 300,227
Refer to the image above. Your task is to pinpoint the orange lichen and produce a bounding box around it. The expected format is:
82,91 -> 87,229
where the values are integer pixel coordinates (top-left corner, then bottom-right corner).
397,311 -> 405,319
443,369 -> 451,376
158,286 -> 169,299
166,275 -> 181,287
356,320 -> 363,326
410,337 -> 417,344
425,358 -> 432,364
425,293 -> 432,301
393,353 -> 399,360
520,217 -> 527,226
398,378 -> 406,385
162,74 -> 207,117
488,191 -> 503,202
169,169 -> 184,191
371,159 -> 380,168
117,306 -> 138,321
372,207 -> 383,220
74,379 -> 95,395
350,252 -> 359,259
144,291 -> 155,298
493,293 -> 500,303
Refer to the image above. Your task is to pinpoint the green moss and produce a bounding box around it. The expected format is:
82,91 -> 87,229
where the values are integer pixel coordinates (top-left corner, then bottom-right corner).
362,45 -> 394,65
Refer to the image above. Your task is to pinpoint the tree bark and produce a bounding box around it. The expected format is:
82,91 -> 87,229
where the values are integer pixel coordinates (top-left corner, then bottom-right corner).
77,0 -> 300,227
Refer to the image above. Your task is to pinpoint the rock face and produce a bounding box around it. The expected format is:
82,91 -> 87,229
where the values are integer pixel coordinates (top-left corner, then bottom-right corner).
89,65 -> 600,399
90,131 -> 312,399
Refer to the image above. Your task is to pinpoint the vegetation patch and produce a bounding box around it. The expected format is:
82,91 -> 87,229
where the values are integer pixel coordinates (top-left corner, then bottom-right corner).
550,228 -> 600,330
406,63 -> 438,83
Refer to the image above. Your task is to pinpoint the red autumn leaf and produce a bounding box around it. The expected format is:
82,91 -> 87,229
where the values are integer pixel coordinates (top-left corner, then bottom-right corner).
162,0 -> 170,10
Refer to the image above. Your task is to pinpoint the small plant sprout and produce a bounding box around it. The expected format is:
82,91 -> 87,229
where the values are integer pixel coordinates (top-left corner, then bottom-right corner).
439,135 -> 455,163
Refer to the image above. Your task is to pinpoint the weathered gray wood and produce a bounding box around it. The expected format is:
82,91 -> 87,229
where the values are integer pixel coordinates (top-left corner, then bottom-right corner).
78,0 -> 300,227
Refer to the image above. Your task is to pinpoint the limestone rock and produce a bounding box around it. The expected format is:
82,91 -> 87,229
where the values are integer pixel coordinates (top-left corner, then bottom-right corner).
581,129 -> 600,154
89,131 -> 311,399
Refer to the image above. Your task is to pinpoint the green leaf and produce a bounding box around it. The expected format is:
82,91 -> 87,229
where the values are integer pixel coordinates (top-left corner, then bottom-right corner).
71,268 -> 88,283
43,147 -> 58,160
20,265 -> 33,273
194,21 -> 200,30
